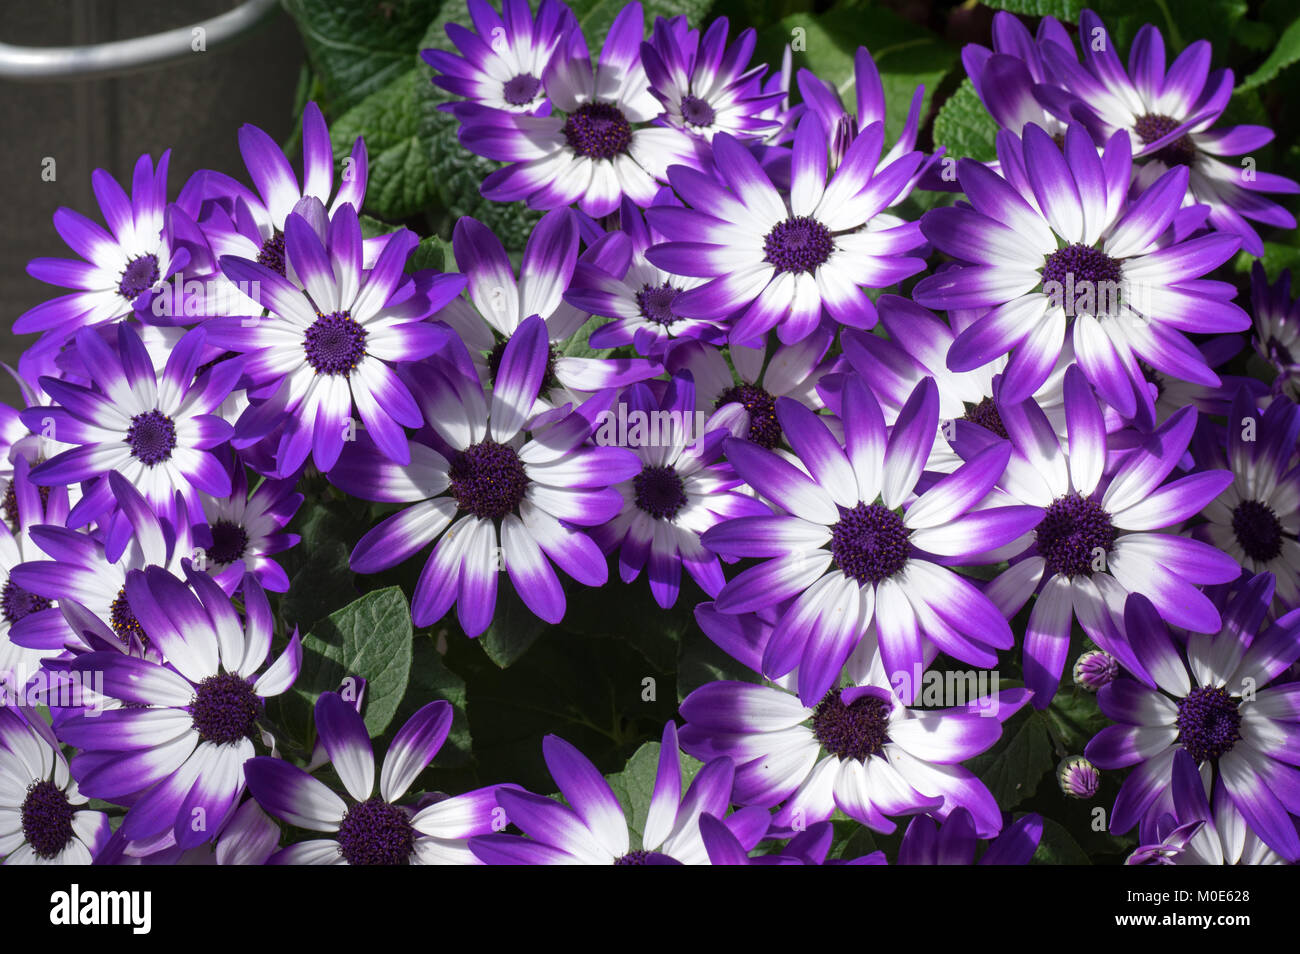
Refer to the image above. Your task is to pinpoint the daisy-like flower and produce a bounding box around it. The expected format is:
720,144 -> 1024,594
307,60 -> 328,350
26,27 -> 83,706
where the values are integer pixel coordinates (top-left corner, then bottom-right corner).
457,3 -> 702,218
16,153 -> 184,369
1196,390 -> 1300,611
0,707 -> 110,864
1085,578 -> 1300,860
245,692 -> 507,865
469,723 -> 766,864
211,204 -> 464,475
1250,262 -> 1300,402
1041,10 -> 1299,256
423,0 -> 575,116
1130,749 -> 1288,866
663,328 -> 835,449
195,460 -> 302,595
679,649 -> 1030,836
897,808 -> 1043,865
592,374 -> 768,608
0,459 -> 70,679
435,209 -> 659,406
330,318 -> 638,635
914,122 -> 1248,420
647,115 -> 925,346
640,16 -> 781,143
976,368 -> 1239,705
24,323 -> 239,529
55,567 -> 301,850
563,194 -> 719,358
702,375 -> 1039,704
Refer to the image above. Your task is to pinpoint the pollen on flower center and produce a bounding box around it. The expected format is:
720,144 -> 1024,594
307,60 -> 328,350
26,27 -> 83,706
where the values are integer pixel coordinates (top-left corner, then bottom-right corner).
503,72 -> 542,107
208,519 -> 250,565
1041,244 -> 1124,317
633,465 -> 687,520
1134,113 -> 1198,167
635,282 -> 682,326
257,229 -> 287,276
189,672 -> 261,746
1,579 -> 51,624
110,587 -> 147,648
763,216 -> 834,274
126,409 -> 177,466
118,254 -> 160,301
336,797 -> 415,865
715,384 -> 779,448
562,102 -> 633,160
1036,493 -> 1117,578
812,687 -> 892,762
449,440 -> 530,520
615,849 -> 672,864
1175,685 -> 1242,762
1231,499 -> 1284,562
962,397 -> 1008,439
679,95 -> 716,128
304,311 -> 367,376
830,502 -> 909,586
20,779 -> 75,859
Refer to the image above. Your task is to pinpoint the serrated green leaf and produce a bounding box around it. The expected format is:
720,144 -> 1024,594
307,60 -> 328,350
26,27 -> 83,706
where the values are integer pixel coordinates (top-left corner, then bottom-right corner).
289,587 -> 415,741
965,708 -> 1055,810
1239,17 -> 1300,90
603,740 -> 703,849
977,0 -> 1086,18
932,77 -> 999,165
407,234 -> 456,273
283,0 -> 443,115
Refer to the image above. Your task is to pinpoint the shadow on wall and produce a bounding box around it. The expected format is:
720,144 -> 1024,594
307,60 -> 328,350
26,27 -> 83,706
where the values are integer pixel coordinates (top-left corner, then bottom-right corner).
0,0 -> 305,408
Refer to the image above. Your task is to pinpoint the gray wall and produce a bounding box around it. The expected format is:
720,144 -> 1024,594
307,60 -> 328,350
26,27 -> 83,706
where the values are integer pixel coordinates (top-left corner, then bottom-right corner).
0,1 -> 305,408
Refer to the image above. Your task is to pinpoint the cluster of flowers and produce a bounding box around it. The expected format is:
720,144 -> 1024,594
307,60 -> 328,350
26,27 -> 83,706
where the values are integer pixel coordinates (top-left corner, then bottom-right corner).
1,0 -> 1299,865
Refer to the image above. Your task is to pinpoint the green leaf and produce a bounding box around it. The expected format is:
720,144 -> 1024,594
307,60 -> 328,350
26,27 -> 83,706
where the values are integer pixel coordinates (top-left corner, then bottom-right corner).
1239,17 -> 1300,90
330,68 -> 438,220
388,634 -> 473,769
1044,688 -> 1108,755
407,234 -> 456,274
964,708 -> 1055,810
289,587 -> 415,741
359,214 -> 401,238
477,575 -> 550,668
932,77 -> 999,165
283,0 -> 443,115
976,0 -> 1086,18
1031,815 -> 1092,864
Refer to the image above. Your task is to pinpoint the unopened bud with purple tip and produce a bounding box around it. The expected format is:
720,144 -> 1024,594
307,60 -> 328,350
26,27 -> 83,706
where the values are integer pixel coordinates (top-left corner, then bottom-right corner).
1073,649 -> 1118,691
1057,756 -> 1100,799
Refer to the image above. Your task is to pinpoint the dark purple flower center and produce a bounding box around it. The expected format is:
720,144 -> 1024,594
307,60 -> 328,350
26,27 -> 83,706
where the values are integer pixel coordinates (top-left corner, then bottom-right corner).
336,797 -> 415,865
962,397 -> 1008,439
763,216 -> 834,274
562,102 -> 633,160
715,384 -> 780,448
1035,493 -> 1116,578
110,587 -> 147,648
1139,361 -> 1166,398
635,282 -> 682,326
812,687 -> 891,762
633,465 -> 687,520
1,579 -> 51,624
20,779 -> 75,859
1231,499 -> 1284,563
680,95 -> 716,128
1267,336 -> 1295,367
830,502 -> 909,586
1134,113 -> 1198,167
208,519 -> 250,565
257,229 -> 287,276
1,480 -> 48,532
1176,685 -> 1242,762
1041,244 -> 1124,317
614,849 -> 672,864
189,672 -> 261,746
118,254 -> 160,301
449,440 -> 529,520
486,340 -> 560,392
503,72 -> 542,107
304,311 -> 367,376
126,410 -> 177,466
